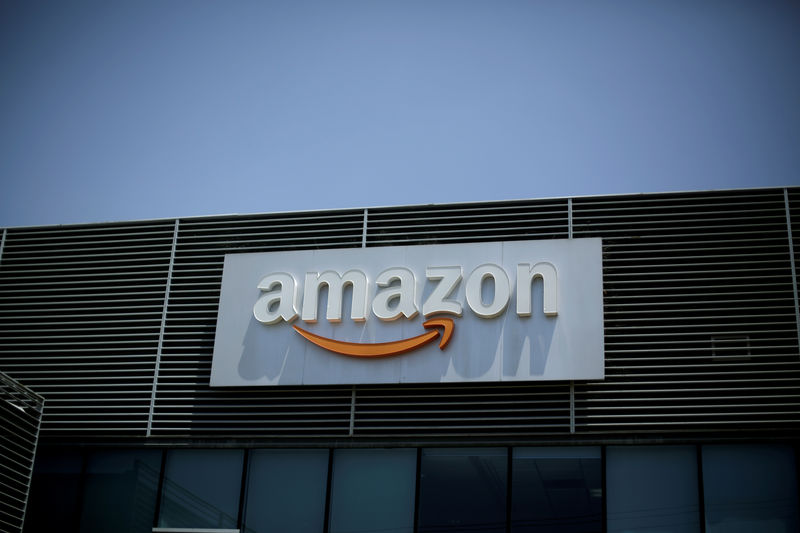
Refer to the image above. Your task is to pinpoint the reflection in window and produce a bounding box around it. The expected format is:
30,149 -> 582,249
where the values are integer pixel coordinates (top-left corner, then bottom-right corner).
418,448 -> 508,533
703,444 -> 799,533
243,449 -> 328,533
79,449 -> 162,533
606,446 -> 700,533
24,449 -> 83,533
512,447 -> 602,533
158,449 -> 244,529
329,448 -> 417,533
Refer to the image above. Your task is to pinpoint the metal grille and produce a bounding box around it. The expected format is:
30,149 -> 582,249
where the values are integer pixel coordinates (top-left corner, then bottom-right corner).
0,222 -> 174,434
149,211 -> 363,436
572,189 -> 800,434
149,201 -> 571,438
353,382 -> 570,437
0,371 -> 43,533
352,199 -> 572,438
366,198 -> 568,245
0,188 -> 798,442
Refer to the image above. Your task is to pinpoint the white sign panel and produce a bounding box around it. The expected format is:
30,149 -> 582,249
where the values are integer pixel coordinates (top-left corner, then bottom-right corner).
210,238 -> 604,386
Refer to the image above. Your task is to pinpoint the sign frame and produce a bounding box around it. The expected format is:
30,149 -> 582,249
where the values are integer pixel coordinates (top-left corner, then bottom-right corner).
210,238 -> 604,386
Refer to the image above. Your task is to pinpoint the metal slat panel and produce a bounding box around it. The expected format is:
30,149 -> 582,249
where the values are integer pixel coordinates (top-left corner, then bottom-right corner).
573,189 -> 800,435
150,203 -> 575,438
0,372 -> 43,533
352,383 -> 570,437
149,211 -> 363,436
366,199 -> 568,245
2,188 -> 799,444
0,221 -> 174,435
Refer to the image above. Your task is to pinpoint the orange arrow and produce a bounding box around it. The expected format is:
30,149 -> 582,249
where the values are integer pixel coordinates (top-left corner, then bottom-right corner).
292,317 -> 454,358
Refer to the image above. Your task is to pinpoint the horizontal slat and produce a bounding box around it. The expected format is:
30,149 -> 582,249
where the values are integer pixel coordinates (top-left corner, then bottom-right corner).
0,372 -> 43,533
0,222 -> 171,436
1,187 -> 799,442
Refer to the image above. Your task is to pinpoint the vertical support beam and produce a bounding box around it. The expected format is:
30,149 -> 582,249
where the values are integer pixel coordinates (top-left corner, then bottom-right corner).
323,449 -> 334,533
152,450 -> 167,529
0,228 -> 6,268
696,444 -> 707,533
351,208 -> 368,437
784,189 -> 800,356
362,208 -> 369,248
348,386 -> 356,436
237,449 -> 250,530
568,197 -> 573,239
505,446 -> 513,533
568,198 -> 576,433
795,442 -> 800,530
569,382 -> 576,434
601,446 -> 608,533
147,219 -> 180,437
413,448 -> 422,533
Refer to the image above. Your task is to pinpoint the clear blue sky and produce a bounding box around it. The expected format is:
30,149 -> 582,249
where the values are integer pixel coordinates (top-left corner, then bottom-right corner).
1,1 -> 798,228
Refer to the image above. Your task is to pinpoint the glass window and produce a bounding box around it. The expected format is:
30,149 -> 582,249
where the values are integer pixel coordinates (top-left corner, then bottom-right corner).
702,444 -> 799,533
243,449 -> 328,533
329,448 -> 417,533
606,446 -> 700,533
79,449 -> 162,533
158,449 -> 244,529
418,447 -> 508,533
512,446 -> 602,533
24,449 -> 83,533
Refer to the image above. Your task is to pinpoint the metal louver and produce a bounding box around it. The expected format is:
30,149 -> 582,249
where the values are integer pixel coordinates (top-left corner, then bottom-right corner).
149,200 -> 571,438
150,210 -> 364,436
0,371 -> 43,533
0,188 -> 798,443
351,198 -> 572,438
352,382 -> 571,438
572,189 -> 800,434
366,198 -> 568,245
0,222 -> 174,434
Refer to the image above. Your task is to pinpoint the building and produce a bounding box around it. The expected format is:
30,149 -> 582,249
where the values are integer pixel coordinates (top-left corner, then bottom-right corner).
1,187 -> 799,533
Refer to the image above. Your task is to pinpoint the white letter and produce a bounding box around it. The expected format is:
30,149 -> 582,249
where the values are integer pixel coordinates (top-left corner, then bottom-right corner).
423,266 -> 463,316
301,270 -> 368,323
253,272 -> 299,324
516,262 -> 558,316
372,268 -> 418,321
465,264 -> 510,318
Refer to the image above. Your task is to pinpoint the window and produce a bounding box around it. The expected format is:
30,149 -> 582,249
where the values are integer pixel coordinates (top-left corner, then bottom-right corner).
25,449 -> 83,533
702,444 -> 799,533
243,449 -> 328,533
329,448 -> 417,533
513,446 -> 602,532
24,443 -> 800,533
606,446 -> 700,533
418,448 -> 508,533
158,449 -> 244,530
79,449 -> 162,533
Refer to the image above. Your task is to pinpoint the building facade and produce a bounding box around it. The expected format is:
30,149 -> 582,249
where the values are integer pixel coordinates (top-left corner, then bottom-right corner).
1,187 -> 799,533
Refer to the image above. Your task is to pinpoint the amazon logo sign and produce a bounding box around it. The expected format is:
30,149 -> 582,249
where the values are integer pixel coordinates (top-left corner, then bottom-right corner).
254,262 -> 557,358
210,238 -> 604,386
